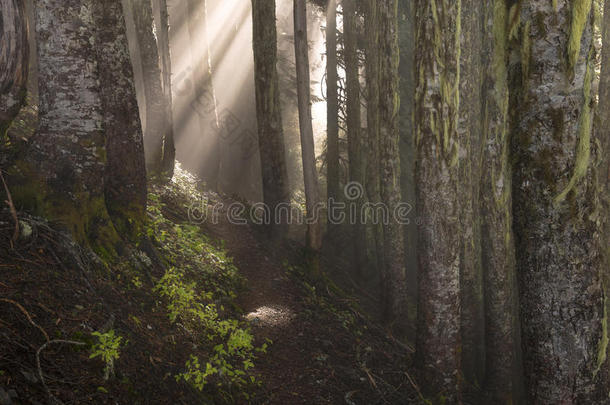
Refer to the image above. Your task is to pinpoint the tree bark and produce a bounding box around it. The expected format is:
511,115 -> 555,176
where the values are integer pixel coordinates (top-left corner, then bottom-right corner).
153,0 -> 176,179
458,0 -> 485,392
294,0 -> 322,258
398,0 -> 418,340
414,0 -> 462,401
0,0 -> 28,137
251,0 -> 290,238
364,0 -> 385,291
343,0 -> 366,275
130,0 -> 168,178
480,1 -> 524,403
377,0 -> 407,331
326,0 -> 340,214
93,0 -> 147,241
186,0 -> 221,190
511,1 -> 607,402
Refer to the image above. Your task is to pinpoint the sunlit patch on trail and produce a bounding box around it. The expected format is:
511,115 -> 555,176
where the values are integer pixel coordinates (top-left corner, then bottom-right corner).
246,305 -> 295,327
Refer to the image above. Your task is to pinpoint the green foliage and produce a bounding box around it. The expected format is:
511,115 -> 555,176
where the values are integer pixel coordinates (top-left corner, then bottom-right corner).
146,188 -> 263,398
90,330 -> 126,380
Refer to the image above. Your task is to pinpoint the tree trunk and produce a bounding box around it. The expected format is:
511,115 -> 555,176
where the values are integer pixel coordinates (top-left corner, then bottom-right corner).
398,0 -> 418,341
15,0 -> 117,249
294,0 -> 322,260
414,0 -> 462,401
377,0 -> 407,331
130,0 -> 167,178
326,0 -> 340,216
511,1 -> 607,402
480,1 -> 524,402
93,0 -> 147,241
0,0 -> 29,137
364,0 -> 385,289
597,0 -> 610,390
251,0 -> 290,238
153,0 -> 176,179
186,0 -> 221,190
343,0 -> 366,275
458,0 -> 485,393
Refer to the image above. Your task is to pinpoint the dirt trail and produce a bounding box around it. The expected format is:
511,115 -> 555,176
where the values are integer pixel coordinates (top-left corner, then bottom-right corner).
202,206 -> 346,404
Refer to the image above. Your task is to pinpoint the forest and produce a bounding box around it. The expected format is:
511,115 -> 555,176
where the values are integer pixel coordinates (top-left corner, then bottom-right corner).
0,0 -> 609,404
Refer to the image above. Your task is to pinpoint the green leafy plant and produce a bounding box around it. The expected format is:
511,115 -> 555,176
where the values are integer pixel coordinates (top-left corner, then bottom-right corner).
90,330 -> 126,380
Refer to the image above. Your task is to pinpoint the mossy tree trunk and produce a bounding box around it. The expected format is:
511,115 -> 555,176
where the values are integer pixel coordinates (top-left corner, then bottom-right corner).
294,0 -> 322,260
480,0 -> 524,403
11,0 -> 146,252
343,0 -> 366,275
93,0 -> 147,241
598,0 -> 610,390
414,0 -> 462,401
130,0 -> 168,179
251,0 -> 290,238
458,0 -> 485,393
0,0 -> 29,138
510,1 -> 608,402
186,0 -> 221,190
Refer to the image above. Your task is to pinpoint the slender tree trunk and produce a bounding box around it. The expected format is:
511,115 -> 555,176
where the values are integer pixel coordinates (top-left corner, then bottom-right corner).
364,0 -> 385,287
326,0 -> 340,218
294,0 -> 322,261
251,0 -> 290,238
480,1 -> 524,403
0,0 -> 28,137
458,0 -> 485,392
398,0 -> 418,340
414,0 -> 462,401
93,0 -> 147,241
154,0 -> 176,179
130,0 -> 167,178
511,1 -> 607,402
186,0 -> 221,190
377,0 -> 407,331
343,0 -> 366,275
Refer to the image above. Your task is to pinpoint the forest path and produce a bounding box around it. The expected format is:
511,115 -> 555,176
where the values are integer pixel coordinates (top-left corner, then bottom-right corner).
200,197 -> 345,404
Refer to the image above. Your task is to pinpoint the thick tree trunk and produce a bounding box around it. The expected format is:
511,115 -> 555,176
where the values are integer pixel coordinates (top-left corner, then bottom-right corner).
93,0 -> 147,241
598,0 -> 610,390
130,0 -> 167,178
326,0 -> 340,214
15,0 -> 117,248
414,0 -> 462,401
458,0 -> 485,392
511,1 -> 607,402
480,1 -> 524,403
186,0 -> 221,190
364,0 -> 385,290
251,0 -> 290,238
293,0 -> 322,257
153,0 -> 176,179
343,0 -> 366,275
378,0 -> 407,331
0,0 -> 28,137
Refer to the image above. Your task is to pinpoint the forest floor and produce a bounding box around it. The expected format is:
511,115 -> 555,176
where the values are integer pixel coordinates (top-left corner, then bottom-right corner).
0,166 -> 420,404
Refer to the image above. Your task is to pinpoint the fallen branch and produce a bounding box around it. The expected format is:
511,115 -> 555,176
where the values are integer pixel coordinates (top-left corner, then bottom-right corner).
0,169 -> 19,245
0,298 -> 49,343
404,370 -> 426,404
36,340 -> 86,405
